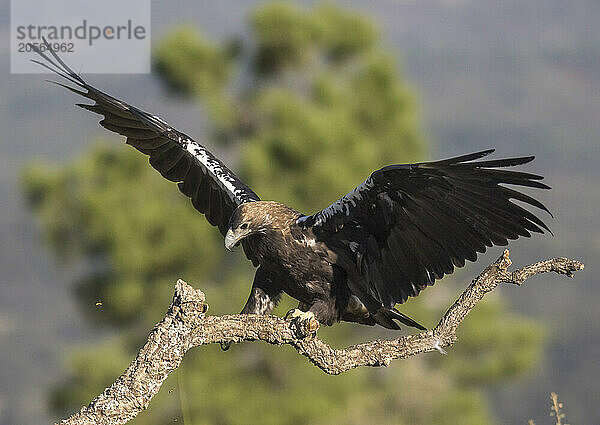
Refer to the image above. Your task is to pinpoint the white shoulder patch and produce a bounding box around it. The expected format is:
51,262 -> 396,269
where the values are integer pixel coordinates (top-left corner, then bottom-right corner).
182,138 -> 257,205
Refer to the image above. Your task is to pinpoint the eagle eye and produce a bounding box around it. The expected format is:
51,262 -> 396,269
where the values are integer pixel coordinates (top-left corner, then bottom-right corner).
240,223 -> 248,230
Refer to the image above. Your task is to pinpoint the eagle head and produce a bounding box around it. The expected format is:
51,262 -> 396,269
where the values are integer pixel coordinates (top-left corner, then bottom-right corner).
224,201 -> 281,251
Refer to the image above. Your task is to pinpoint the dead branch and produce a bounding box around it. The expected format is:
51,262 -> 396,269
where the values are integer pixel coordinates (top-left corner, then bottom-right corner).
57,250 -> 583,425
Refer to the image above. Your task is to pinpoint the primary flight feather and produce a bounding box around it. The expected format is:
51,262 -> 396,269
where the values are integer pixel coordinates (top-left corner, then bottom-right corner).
32,42 -> 551,332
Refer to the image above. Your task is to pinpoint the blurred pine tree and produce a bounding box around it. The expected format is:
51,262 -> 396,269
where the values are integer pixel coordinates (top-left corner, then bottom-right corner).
22,3 -> 544,424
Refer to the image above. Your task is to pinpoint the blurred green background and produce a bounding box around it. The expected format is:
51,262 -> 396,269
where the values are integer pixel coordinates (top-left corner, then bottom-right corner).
1,1 -> 598,424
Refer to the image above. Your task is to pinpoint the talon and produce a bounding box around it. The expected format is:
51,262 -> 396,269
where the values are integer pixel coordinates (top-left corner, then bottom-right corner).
306,317 -> 320,333
286,309 -> 319,338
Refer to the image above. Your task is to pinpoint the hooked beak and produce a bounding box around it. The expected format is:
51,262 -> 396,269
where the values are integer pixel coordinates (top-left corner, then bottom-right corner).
225,228 -> 246,251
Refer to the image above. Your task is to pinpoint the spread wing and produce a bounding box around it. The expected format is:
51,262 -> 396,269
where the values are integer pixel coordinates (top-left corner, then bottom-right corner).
299,149 -> 551,308
31,41 -> 260,236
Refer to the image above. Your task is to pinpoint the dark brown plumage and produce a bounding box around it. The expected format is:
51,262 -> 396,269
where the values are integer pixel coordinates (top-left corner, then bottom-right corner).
32,41 -> 551,332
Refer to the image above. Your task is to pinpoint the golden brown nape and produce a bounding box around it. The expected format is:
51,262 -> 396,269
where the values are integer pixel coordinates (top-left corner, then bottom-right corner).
224,201 -> 299,251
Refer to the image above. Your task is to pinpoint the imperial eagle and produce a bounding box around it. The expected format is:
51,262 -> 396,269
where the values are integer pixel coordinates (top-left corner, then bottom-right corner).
32,44 -> 551,332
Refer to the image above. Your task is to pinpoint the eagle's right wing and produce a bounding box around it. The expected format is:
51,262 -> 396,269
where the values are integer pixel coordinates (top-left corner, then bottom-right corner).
31,40 -> 260,236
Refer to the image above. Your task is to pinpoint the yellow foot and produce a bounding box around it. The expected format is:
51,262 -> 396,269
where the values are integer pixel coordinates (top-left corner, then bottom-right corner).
285,309 -> 320,338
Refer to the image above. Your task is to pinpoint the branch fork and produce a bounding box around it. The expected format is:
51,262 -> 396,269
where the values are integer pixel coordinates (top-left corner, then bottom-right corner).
58,250 -> 583,425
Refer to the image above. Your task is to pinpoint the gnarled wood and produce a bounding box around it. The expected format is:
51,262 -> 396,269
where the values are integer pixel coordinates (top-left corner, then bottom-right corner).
58,250 -> 583,425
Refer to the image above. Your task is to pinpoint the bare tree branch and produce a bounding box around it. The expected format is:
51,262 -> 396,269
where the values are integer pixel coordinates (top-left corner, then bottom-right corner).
57,250 -> 583,425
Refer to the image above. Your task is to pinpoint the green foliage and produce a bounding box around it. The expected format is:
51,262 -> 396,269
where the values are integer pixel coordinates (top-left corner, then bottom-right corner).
154,27 -> 232,96
23,145 -> 221,325
172,349 -> 492,425
251,2 -> 317,75
23,2 -> 545,424
153,27 -> 237,132
251,3 -> 377,75
243,50 -> 422,210
49,338 -> 133,414
444,297 -> 545,386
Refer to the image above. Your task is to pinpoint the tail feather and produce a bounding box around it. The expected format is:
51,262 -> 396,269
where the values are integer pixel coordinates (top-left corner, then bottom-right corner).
373,308 -> 427,331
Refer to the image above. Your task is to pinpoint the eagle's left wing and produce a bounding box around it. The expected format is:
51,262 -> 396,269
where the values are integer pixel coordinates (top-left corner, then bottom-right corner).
31,41 -> 260,236
298,149 -> 551,308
